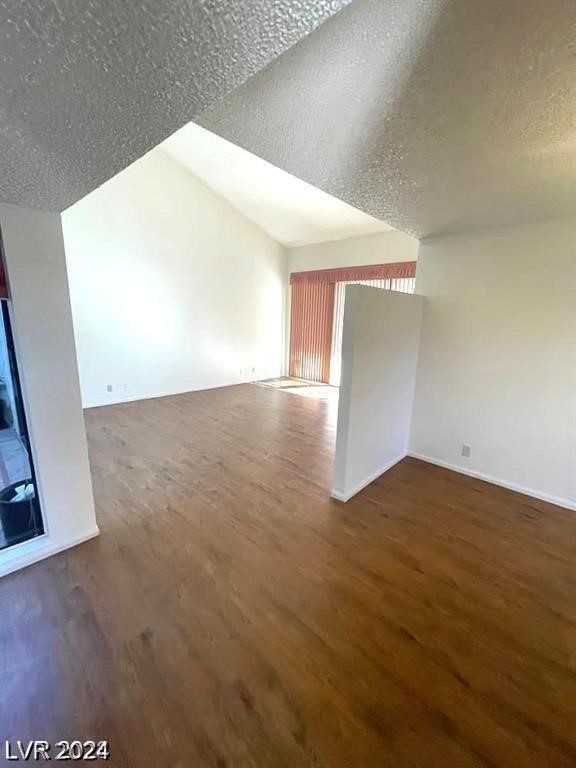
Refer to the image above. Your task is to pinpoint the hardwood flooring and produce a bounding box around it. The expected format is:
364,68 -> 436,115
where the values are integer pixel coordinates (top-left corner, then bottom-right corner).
1,383 -> 575,767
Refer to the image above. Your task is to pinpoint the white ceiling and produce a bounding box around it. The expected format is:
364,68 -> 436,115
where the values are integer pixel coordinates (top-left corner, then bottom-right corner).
161,122 -> 392,247
1,0 -> 573,239
0,0 -> 351,211
201,0 -> 576,238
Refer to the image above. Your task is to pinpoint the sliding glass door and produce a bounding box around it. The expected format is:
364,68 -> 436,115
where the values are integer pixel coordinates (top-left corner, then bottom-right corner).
288,281 -> 335,383
0,301 -> 44,550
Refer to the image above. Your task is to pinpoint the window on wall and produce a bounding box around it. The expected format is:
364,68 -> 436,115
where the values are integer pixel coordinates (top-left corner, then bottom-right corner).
289,263 -> 416,385
0,301 -> 44,550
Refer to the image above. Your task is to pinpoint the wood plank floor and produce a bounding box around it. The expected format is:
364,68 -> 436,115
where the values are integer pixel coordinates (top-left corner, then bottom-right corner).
1,383 -> 576,767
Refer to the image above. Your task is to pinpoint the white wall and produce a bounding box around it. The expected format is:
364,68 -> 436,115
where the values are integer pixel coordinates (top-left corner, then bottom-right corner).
0,204 -> 98,577
288,230 -> 418,273
410,218 -> 576,509
63,149 -> 287,407
333,285 -> 423,501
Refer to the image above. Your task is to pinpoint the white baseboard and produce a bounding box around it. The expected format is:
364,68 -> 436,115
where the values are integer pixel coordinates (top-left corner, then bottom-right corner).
408,452 -> 576,511
82,377 -> 278,409
331,454 -> 405,502
83,381 -> 242,409
0,526 -> 100,578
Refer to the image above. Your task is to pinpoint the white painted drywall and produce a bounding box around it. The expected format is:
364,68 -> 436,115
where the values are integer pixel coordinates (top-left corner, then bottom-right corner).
410,218 -> 576,509
333,285 -> 424,501
162,124 -> 391,247
0,204 -> 98,576
288,230 -> 418,274
63,149 -> 287,408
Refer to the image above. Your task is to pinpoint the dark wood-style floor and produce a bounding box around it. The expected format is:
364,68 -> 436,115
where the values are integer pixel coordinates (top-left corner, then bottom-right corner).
2,384 -> 576,767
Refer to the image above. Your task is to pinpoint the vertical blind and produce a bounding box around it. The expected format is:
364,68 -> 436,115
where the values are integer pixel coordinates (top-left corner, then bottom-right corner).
289,282 -> 335,383
289,263 -> 417,385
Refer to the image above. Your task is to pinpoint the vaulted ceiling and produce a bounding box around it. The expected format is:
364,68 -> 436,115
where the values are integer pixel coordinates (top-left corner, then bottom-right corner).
0,0 -> 351,211
200,0 -> 576,238
161,122 -> 392,247
1,0 -> 575,239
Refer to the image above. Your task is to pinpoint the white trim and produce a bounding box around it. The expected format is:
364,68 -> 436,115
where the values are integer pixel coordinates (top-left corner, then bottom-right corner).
0,526 -> 100,578
82,380 -> 257,409
331,454 -> 405,503
408,452 -> 576,511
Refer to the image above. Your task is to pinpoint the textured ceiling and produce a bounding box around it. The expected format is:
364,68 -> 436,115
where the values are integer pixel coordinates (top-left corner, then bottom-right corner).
0,0 -> 351,211
161,122 -> 391,247
200,0 -> 576,238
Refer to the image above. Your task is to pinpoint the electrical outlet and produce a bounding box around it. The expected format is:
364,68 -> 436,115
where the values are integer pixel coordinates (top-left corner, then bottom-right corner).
461,444 -> 471,458
107,384 -> 113,393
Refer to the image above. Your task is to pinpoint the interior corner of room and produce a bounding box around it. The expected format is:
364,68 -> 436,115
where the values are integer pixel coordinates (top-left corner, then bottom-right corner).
1,1 -> 575,762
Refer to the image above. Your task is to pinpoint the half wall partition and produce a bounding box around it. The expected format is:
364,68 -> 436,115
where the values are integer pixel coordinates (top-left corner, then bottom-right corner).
289,262 -> 417,385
